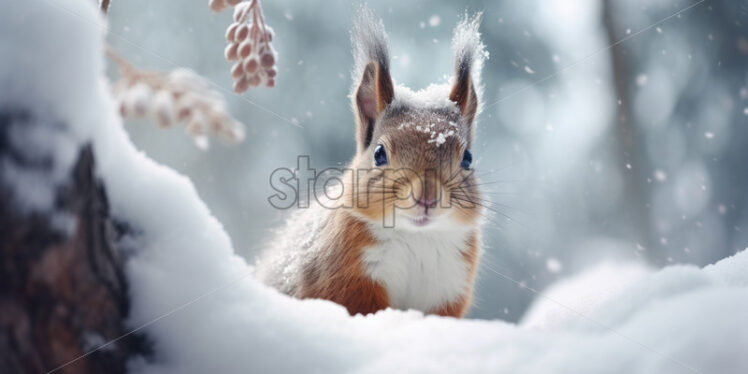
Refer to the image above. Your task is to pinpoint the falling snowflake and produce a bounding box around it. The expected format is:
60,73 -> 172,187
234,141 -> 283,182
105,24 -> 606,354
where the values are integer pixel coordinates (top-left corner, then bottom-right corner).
429,15 -> 441,27
545,258 -> 563,273
653,169 -> 667,182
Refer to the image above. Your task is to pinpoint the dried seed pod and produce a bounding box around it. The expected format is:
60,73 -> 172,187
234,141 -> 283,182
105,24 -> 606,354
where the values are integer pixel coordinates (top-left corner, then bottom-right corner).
260,52 -> 274,67
224,43 -> 238,61
238,40 -> 252,59
235,24 -> 249,42
243,58 -> 259,73
231,62 -> 244,78
226,22 -> 239,42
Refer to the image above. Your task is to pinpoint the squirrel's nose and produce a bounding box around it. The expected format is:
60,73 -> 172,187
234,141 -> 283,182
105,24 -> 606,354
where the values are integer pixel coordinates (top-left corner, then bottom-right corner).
416,198 -> 437,209
417,177 -> 438,209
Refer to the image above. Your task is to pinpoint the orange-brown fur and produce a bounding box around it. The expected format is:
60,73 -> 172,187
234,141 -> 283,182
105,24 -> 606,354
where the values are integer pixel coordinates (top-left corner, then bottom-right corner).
298,211 -> 390,315
298,210 -> 481,317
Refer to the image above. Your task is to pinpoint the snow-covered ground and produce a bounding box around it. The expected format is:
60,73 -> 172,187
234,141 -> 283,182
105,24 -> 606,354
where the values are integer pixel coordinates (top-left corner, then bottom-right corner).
2,1 -> 747,373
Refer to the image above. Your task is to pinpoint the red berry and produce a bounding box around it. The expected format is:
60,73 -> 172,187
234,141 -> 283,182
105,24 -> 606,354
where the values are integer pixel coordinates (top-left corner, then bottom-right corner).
226,23 -> 238,42
235,24 -> 249,41
265,67 -> 277,78
238,40 -> 252,58
231,62 -> 244,78
266,78 -> 275,87
233,77 -> 249,93
225,43 -> 238,61
248,75 -> 261,87
260,53 -> 274,67
244,58 -> 259,73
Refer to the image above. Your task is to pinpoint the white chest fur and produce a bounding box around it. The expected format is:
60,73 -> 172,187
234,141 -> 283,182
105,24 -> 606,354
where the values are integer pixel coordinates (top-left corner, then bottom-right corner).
362,227 -> 471,312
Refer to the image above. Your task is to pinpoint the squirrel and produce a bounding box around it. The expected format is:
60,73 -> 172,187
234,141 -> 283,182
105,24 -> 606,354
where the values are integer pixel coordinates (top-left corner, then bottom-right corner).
256,8 -> 487,318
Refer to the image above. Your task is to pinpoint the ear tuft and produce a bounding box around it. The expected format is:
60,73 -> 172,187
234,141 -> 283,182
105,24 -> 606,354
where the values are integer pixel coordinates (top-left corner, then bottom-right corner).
351,6 -> 390,86
449,13 -> 487,126
350,6 -> 394,152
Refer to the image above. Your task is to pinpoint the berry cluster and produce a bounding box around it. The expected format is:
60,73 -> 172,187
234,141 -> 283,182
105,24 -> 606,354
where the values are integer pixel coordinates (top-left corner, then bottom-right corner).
212,0 -> 277,93
111,52 -> 245,150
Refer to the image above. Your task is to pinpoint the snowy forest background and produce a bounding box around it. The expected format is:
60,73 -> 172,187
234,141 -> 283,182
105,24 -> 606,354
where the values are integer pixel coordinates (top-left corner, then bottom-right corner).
107,0 -> 748,321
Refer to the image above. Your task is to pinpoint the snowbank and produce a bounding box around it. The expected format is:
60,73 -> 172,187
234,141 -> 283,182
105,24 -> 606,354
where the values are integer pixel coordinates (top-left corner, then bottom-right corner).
2,1 -> 747,373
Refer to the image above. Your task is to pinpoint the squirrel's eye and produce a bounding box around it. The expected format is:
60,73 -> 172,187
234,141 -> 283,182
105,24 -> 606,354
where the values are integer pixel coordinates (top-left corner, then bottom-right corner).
374,144 -> 388,166
461,149 -> 472,170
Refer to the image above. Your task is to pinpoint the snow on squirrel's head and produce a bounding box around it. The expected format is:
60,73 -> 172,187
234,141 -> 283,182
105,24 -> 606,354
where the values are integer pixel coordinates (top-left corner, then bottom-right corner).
344,7 -> 487,231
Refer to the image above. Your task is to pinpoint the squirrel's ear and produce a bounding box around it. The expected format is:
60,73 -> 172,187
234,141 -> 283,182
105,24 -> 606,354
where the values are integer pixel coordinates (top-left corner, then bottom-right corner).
449,13 -> 485,127
449,61 -> 478,125
354,61 -> 394,150
351,7 -> 394,152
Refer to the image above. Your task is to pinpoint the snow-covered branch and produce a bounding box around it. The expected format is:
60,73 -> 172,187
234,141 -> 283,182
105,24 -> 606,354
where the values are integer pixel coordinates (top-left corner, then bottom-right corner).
107,47 -> 245,150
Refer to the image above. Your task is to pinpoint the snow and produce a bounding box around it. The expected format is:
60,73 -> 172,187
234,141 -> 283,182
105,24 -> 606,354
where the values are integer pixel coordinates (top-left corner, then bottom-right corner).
429,15 -> 441,27
636,74 -> 649,86
545,257 -> 563,273
4,1 -> 748,373
522,262 -> 653,330
654,169 -> 667,182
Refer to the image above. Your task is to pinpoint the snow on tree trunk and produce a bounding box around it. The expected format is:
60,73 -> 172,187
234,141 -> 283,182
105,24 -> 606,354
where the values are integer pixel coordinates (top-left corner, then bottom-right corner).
0,111 -> 146,373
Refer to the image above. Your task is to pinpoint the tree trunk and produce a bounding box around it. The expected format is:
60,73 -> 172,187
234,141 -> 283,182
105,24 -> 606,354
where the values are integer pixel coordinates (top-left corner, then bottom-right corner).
0,110 -> 146,373
602,0 -> 653,252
